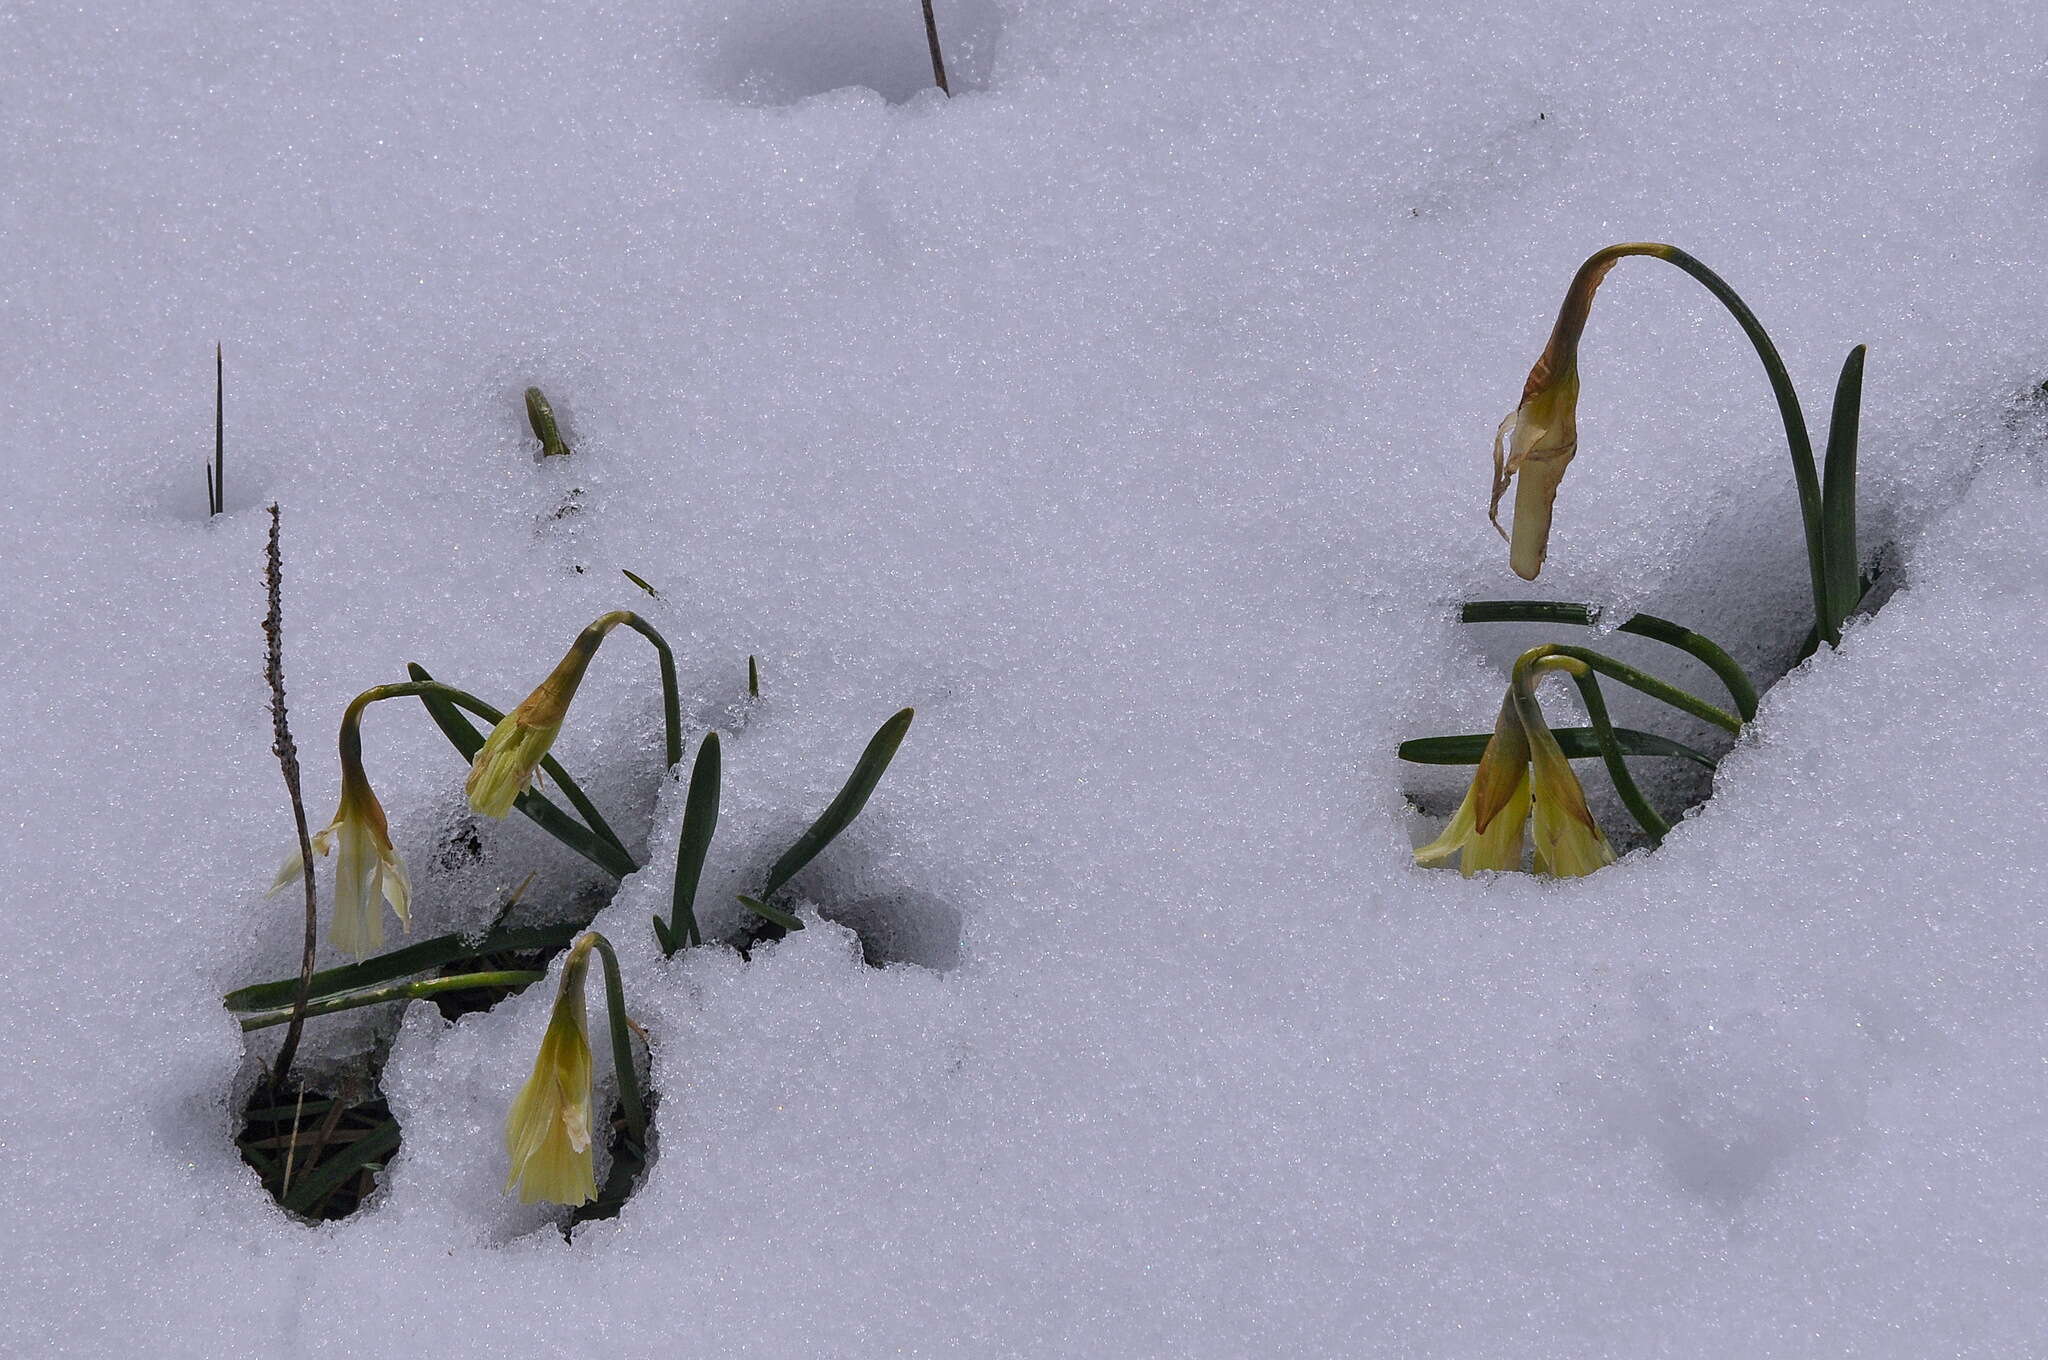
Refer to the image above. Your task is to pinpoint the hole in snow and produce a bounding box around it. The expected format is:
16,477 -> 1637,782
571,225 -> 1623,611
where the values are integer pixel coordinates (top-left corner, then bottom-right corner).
235,1065 -> 402,1223
703,0 -> 1002,106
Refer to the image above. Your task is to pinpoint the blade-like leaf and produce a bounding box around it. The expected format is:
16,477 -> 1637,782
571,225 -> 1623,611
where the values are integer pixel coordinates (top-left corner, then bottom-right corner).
1820,345 -> 1866,633
1460,600 -> 1757,722
281,1118 -> 401,1216
224,922 -> 582,1012
760,708 -> 913,901
738,895 -> 804,931
662,732 -> 721,955
1398,726 -> 1715,770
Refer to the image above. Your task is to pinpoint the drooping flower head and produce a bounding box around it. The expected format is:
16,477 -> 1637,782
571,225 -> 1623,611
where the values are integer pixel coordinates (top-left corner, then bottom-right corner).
271,691 -> 412,956
505,933 -> 598,1206
1413,691 -> 1533,876
1491,245 -> 1675,580
466,612 -> 633,818
1414,651 -> 1616,879
1512,662 -> 1616,877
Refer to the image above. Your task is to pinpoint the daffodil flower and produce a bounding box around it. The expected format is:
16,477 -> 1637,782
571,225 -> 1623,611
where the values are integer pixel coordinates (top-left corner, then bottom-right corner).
505,934 -> 599,1206
270,694 -> 412,956
1491,253 -> 1627,580
1515,666 -> 1616,877
1414,693 -> 1533,875
467,612 -> 638,818
1415,654 -> 1615,878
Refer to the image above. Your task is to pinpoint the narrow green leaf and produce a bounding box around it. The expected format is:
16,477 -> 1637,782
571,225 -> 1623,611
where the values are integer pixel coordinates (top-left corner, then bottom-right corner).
760,708 -> 914,901
1398,726 -> 1716,770
237,970 -> 546,1031
662,732 -> 720,955
224,922 -> 582,1012
281,1119 -> 401,1216
738,895 -> 804,931
405,662 -> 636,877
1820,345 -> 1866,636
212,343 -> 224,515
1460,600 -> 1757,722
621,568 -> 661,598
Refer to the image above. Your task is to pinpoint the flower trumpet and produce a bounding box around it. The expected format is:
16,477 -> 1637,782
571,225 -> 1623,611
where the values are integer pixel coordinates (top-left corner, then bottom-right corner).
271,692 -> 412,956
1413,692 -> 1533,876
467,610 -> 681,817
1414,652 -> 1616,878
504,933 -> 599,1206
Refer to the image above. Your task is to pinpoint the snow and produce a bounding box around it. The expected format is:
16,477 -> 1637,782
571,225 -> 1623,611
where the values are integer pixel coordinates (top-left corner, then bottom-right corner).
4,0 -> 2047,1354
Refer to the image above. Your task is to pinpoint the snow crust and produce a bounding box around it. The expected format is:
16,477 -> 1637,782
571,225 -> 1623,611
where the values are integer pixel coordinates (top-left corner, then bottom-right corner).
3,0 -> 2047,1354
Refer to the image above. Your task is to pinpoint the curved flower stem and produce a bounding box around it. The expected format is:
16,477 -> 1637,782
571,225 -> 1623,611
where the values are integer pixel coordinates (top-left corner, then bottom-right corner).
237,970 -> 545,1031
1565,669 -> 1671,844
1461,600 -> 1758,721
611,614 -> 682,770
1517,643 -> 1742,735
1568,243 -> 1836,648
582,933 -> 647,1150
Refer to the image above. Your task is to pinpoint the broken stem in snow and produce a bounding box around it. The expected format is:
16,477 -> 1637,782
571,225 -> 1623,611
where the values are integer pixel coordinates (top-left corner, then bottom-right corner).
921,0 -> 950,95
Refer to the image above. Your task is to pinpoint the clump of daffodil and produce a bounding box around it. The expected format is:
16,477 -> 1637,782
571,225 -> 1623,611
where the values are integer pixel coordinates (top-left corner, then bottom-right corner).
271,691 -> 412,955
1415,651 -> 1615,878
467,611 -> 637,818
505,932 -> 599,1206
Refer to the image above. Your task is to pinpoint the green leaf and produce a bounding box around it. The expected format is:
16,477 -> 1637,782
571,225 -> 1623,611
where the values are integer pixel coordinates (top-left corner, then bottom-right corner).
621,568 -> 661,598
224,922 -> 582,1012
661,732 -> 720,955
737,895 -> 804,931
1460,600 -> 1758,722
404,662 -> 636,877
760,708 -> 914,901
1820,345 -> 1866,635
236,970 -> 546,1031
1398,726 -> 1715,770
281,1118 -> 402,1216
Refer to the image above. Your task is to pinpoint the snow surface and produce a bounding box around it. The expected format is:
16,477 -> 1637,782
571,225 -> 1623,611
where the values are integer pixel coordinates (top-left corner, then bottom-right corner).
4,0 -> 2048,1354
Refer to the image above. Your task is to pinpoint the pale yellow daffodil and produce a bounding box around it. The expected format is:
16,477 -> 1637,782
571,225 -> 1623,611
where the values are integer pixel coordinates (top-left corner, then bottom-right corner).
467,613 -> 636,818
1416,654 -> 1616,879
271,696 -> 412,956
505,934 -> 599,1206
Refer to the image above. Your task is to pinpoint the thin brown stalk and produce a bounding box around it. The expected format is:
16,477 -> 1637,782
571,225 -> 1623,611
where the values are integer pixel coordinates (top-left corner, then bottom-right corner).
921,0 -> 950,95
264,504 -> 320,1094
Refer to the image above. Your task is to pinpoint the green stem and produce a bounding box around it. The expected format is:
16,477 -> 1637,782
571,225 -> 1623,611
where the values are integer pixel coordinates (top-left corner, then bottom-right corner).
1580,244 -> 1835,648
403,664 -> 636,876
1460,601 -> 1758,721
1526,643 -> 1742,735
1567,670 -> 1671,843
239,971 -> 544,1031
614,614 -> 682,770
582,933 -> 647,1150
